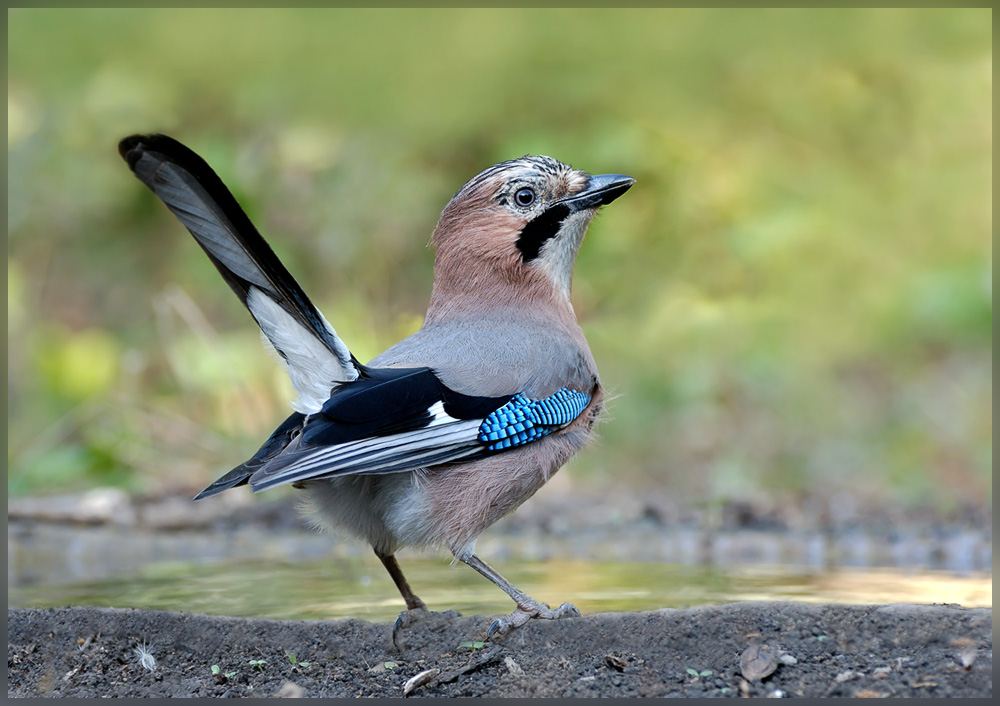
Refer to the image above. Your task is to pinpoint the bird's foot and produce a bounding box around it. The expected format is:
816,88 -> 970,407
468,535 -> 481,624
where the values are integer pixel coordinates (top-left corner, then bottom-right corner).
391,607 -> 462,651
487,601 -> 580,639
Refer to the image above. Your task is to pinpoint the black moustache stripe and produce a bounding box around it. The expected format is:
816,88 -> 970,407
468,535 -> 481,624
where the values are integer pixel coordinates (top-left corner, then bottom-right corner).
516,204 -> 570,262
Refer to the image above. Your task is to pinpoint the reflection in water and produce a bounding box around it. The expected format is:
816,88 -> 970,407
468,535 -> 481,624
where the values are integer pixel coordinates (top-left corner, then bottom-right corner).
8,515 -> 991,620
7,555 -> 991,623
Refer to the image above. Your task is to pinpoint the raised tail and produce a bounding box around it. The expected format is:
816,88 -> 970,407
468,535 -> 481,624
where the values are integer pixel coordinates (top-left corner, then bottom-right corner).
119,134 -> 362,413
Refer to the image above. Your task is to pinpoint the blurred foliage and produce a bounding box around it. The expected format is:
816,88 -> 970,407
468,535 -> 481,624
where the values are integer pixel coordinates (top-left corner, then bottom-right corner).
7,9 -> 991,517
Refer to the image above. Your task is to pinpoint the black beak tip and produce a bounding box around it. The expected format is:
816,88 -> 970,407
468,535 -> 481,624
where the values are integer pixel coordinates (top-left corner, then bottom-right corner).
593,174 -> 636,207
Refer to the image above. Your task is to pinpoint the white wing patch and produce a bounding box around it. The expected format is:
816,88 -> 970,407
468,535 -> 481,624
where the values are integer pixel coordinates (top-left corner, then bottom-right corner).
247,287 -> 358,414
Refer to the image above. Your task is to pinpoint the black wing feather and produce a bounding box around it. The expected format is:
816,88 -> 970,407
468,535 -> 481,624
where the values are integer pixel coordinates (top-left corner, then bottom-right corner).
194,367 -> 513,496
193,411 -> 306,500
303,367 -> 511,445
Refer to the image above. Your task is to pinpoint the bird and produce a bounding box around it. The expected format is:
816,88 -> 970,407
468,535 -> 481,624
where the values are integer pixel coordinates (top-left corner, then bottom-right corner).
118,133 -> 634,638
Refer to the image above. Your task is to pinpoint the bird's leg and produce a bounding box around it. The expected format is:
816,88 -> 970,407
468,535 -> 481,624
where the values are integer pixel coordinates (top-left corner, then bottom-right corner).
378,551 -> 445,650
377,551 -> 426,611
460,553 -> 580,638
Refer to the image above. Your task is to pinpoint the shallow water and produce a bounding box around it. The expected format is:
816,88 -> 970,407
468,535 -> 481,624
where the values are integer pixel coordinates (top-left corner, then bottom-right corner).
8,553 -> 990,623
8,510 -> 991,622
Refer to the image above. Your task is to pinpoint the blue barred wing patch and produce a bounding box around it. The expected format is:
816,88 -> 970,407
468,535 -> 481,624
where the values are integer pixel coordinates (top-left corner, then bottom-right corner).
478,388 -> 591,451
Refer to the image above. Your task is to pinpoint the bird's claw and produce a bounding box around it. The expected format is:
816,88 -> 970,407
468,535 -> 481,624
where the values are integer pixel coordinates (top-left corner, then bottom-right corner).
557,602 -> 582,619
486,601 -> 580,640
392,613 -> 407,639
487,619 -> 503,640
391,607 -> 462,651
391,607 -> 430,650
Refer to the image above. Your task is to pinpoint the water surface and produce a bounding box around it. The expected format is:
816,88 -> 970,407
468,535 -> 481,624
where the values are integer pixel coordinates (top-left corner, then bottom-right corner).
9,554 -> 990,623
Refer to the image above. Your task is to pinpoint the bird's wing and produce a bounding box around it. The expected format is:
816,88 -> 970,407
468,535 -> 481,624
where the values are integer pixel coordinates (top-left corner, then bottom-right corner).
237,367 -> 592,493
192,411 -> 306,500
119,134 -> 360,413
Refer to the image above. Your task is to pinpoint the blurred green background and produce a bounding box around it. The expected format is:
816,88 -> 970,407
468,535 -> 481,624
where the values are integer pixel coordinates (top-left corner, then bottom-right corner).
7,8 -> 991,519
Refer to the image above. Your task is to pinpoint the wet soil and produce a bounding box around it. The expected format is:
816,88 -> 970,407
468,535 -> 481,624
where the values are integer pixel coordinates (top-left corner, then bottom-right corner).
7,602 -> 992,698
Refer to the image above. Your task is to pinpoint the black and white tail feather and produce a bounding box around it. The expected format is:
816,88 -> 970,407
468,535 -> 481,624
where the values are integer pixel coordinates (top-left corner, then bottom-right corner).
120,135 -> 586,500
119,134 -> 360,413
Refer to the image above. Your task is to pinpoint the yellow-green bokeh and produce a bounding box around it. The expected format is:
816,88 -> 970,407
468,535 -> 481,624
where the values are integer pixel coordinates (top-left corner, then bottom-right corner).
7,8 -> 991,516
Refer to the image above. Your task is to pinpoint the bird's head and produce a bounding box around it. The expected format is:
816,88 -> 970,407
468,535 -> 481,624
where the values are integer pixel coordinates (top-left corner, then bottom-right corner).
428,155 -> 634,317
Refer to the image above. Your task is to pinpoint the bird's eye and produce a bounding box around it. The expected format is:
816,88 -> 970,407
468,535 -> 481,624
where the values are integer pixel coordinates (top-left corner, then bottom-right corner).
514,188 -> 536,208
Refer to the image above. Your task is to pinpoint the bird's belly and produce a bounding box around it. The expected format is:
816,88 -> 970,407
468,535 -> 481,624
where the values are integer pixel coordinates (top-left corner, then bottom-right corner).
295,473 -> 417,555
388,428 -> 590,556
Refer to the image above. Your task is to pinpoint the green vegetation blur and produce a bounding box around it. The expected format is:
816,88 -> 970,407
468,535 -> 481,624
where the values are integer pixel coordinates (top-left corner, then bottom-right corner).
7,9 -> 991,515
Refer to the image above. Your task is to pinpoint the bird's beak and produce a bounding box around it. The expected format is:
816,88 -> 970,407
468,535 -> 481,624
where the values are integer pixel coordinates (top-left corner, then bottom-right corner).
561,173 -> 636,213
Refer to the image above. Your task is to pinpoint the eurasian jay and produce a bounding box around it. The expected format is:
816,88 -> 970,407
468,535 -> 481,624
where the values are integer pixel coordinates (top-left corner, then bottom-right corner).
118,134 -> 634,637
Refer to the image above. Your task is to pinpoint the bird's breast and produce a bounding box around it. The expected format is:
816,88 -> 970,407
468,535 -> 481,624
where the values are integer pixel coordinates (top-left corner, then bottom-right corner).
369,312 -> 598,399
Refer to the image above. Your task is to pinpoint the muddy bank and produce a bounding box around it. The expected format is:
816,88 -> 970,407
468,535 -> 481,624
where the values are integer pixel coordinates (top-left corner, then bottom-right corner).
7,603 -> 991,698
